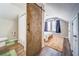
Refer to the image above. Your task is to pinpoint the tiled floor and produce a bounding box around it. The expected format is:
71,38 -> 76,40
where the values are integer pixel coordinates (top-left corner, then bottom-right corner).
39,47 -> 62,56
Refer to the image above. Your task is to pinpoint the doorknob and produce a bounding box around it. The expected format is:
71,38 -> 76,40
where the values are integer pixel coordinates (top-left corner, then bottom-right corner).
73,35 -> 77,37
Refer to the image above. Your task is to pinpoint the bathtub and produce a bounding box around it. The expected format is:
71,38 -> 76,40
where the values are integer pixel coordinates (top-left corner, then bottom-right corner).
0,37 -> 8,47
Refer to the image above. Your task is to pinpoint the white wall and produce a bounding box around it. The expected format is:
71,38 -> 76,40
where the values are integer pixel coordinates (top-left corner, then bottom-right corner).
18,4 -> 26,51
0,18 -> 18,39
60,20 -> 68,38
44,4 -> 69,22
18,14 -> 26,51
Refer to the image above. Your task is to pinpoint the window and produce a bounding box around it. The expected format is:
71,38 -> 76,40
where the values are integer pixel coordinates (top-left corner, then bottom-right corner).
47,21 -> 51,31
44,17 -> 61,33
52,20 -> 56,32
44,20 -> 56,32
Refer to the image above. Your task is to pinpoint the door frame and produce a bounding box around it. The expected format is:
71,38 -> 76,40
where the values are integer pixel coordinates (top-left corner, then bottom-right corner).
72,13 -> 79,56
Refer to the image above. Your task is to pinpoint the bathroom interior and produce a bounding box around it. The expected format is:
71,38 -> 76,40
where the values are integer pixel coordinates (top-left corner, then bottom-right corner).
0,3 -> 26,56
0,3 -> 79,56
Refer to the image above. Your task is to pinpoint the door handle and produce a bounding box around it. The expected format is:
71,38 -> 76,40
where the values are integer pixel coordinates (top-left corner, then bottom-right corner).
27,24 -> 30,32
73,35 -> 77,37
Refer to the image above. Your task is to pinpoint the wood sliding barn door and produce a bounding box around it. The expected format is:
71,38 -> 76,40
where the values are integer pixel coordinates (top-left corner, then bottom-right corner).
27,3 -> 42,56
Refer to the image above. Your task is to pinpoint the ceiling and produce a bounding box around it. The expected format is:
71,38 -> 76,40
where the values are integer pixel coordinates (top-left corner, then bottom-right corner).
45,3 -> 79,21
0,3 -> 79,21
0,3 -> 25,20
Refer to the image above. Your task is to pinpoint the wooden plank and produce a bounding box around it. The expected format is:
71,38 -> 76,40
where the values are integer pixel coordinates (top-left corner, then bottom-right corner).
27,3 -> 42,56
